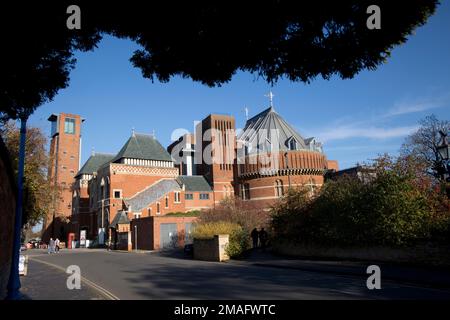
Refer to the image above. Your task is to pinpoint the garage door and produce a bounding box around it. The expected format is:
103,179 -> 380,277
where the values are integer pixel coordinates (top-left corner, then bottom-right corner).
160,223 -> 178,249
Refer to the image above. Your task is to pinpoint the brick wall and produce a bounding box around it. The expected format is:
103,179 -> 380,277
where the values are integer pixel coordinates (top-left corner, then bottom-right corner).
238,174 -> 324,208
0,137 -> 16,299
130,216 -> 197,250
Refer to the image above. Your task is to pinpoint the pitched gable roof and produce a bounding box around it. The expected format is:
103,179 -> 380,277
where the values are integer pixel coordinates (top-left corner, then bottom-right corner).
109,211 -> 130,229
112,133 -> 172,163
75,153 -> 114,178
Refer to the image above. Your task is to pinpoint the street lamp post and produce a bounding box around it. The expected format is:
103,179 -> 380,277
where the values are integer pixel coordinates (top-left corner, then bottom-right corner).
7,113 -> 29,299
284,152 -> 292,190
437,131 -> 450,177
134,225 -> 138,252
437,130 -> 450,197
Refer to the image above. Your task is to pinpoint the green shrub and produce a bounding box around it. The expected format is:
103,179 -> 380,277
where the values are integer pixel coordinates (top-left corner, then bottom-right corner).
193,221 -> 249,258
270,155 -> 450,248
165,211 -> 200,217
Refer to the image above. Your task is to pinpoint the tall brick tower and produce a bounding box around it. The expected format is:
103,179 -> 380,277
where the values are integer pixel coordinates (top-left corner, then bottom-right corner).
195,114 -> 236,205
43,113 -> 83,242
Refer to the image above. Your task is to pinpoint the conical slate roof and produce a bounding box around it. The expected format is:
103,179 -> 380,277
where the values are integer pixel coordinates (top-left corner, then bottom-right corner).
112,133 -> 172,163
75,153 -> 115,178
238,106 -> 309,154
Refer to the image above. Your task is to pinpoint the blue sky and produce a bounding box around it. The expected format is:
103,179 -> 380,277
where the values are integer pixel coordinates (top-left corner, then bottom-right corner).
28,3 -> 450,170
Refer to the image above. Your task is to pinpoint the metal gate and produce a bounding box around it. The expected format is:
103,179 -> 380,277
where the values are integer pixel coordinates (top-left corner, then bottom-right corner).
160,223 -> 178,249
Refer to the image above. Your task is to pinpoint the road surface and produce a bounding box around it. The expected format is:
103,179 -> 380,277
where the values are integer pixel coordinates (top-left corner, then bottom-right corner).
22,249 -> 450,300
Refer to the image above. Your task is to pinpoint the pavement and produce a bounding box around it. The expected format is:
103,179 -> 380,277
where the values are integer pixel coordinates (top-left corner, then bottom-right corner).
237,249 -> 450,290
18,248 -> 450,300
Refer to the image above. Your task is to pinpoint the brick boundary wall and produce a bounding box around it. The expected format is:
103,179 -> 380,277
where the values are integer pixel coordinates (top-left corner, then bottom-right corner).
0,136 -> 17,299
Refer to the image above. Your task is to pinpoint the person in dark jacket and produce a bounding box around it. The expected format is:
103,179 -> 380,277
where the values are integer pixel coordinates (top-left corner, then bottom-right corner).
250,228 -> 259,249
259,228 -> 269,250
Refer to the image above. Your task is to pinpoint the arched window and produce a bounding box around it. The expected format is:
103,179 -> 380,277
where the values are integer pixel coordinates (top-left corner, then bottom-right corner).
165,196 -> 169,208
275,180 -> 284,197
156,202 -> 161,214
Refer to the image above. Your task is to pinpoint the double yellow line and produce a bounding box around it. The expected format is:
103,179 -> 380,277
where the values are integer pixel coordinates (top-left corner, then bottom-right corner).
28,257 -> 120,300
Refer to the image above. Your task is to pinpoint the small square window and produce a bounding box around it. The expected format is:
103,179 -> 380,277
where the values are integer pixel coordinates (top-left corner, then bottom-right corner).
114,190 -> 122,199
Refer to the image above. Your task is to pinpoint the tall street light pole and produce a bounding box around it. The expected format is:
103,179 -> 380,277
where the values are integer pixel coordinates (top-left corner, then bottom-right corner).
284,152 -> 291,190
437,130 -> 450,197
7,112 -> 29,299
134,225 -> 138,252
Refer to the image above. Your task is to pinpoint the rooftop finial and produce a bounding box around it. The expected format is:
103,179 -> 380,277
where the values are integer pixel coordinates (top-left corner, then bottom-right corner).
91,147 -> 95,156
132,127 -> 135,137
265,90 -> 275,108
152,129 -> 156,139
244,106 -> 249,120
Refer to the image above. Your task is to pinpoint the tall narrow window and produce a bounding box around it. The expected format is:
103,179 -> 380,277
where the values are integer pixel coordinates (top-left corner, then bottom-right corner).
275,180 -> 284,197
174,191 -> 181,203
289,138 -> 297,151
241,183 -> 250,200
64,118 -> 75,134
165,196 -> 169,208
156,202 -> 160,214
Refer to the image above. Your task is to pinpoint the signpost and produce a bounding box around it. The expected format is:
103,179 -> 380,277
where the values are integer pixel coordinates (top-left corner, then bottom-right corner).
80,230 -> 86,247
18,255 -> 28,276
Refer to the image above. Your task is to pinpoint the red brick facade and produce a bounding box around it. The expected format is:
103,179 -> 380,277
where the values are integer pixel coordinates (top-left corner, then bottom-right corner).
43,113 -> 83,242
58,105 -> 338,250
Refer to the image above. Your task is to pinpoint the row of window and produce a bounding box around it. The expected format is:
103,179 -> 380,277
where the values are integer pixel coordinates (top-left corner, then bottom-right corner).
240,180 -> 320,200
112,190 -> 209,201
240,180 -> 285,200
244,137 -> 299,155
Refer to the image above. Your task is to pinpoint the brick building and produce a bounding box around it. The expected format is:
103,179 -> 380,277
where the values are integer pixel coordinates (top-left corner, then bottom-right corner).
233,104 -> 337,208
54,96 -> 338,250
71,132 -> 213,250
43,113 -> 83,242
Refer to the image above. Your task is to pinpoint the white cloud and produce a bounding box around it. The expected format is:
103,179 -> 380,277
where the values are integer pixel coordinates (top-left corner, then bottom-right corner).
386,101 -> 441,117
317,124 -> 419,142
385,94 -> 449,117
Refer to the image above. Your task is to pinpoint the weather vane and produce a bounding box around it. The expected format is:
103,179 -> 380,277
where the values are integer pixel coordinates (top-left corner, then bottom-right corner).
265,90 -> 275,107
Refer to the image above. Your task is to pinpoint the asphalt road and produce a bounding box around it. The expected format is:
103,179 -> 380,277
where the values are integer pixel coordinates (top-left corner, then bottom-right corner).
23,249 -> 450,300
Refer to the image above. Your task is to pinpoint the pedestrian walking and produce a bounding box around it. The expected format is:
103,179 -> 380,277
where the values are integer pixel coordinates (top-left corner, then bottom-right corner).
55,238 -> 60,253
48,238 -> 55,254
250,228 -> 259,249
259,228 -> 268,250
